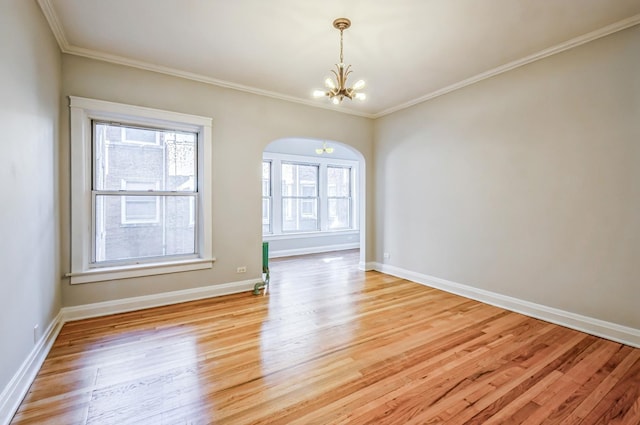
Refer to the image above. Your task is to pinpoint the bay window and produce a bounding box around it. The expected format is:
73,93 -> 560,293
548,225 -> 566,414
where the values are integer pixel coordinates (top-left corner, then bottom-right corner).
263,152 -> 357,236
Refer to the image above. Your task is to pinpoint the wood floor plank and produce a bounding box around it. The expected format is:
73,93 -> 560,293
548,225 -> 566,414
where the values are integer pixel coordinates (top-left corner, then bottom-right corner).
10,250 -> 640,424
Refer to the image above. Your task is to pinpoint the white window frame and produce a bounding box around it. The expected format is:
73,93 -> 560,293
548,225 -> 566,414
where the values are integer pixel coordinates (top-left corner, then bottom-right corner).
326,165 -> 353,230
67,96 -> 214,284
262,160 -> 272,234
281,162 -> 320,232
263,152 -> 358,237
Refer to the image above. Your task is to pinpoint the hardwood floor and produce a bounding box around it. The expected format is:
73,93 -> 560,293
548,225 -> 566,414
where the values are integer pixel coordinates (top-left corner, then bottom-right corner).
12,250 -> 640,424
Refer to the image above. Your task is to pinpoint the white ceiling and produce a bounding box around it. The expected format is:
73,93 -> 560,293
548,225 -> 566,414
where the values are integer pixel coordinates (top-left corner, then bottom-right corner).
39,0 -> 640,118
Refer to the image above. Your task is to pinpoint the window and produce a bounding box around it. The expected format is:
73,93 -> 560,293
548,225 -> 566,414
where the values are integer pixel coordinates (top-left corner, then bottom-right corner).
93,122 -> 197,264
327,166 -> 352,230
262,161 -> 272,233
281,163 -> 319,232
263,152 -> 358,236
69,97 -> 213,284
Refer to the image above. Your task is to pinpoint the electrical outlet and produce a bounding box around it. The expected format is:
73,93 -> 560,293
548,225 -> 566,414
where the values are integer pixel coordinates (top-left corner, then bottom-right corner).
236,266 -> 247,273
33,324 -> 39,344
383,252 -> 390,260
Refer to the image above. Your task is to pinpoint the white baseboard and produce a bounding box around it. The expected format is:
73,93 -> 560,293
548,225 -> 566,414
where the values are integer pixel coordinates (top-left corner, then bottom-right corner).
0,278 -> 259,425
269,243 -> 359,259
374,262 -> 640,348
0,311 -> 64,425
358,261 -> 377,271
61,279 -> 258,322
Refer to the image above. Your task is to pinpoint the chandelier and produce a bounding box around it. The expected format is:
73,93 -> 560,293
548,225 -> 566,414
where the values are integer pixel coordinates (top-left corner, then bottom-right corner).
313,18 -> 366,105
315,141 -> 334,155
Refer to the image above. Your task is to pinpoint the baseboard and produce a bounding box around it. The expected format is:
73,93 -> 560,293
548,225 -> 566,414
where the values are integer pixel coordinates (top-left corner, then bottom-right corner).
0,278 -> 259,425
0,311 -> 64,425
358,261 -> 377,271
375,262 -> 640,348
61,278 -> 258,322
269,243 -> 359,259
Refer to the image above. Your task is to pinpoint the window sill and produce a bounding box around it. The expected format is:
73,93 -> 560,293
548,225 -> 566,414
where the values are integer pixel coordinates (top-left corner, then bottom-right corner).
263,229 -> 359,241
66,257 -> 216,284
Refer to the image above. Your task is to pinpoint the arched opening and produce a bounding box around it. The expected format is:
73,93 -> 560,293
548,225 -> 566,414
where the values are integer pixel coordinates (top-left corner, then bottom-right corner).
261,137 -> 367,269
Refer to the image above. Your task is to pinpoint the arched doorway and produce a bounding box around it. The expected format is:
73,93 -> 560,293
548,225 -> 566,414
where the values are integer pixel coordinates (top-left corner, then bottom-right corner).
261,137 -> 366,268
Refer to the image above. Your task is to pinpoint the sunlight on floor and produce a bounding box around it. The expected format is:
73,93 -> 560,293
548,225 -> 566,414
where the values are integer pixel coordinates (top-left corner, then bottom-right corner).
322,255 -> 344,263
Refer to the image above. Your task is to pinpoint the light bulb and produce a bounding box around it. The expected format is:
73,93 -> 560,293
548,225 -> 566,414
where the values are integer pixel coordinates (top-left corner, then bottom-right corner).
332,97 -> 340,105
353,80 -> 366,90
325,147 -> 334,154
315,148 -> 324,154
355,92 -> 367,101
313,90 -> 326,98
325,78 -> 336,89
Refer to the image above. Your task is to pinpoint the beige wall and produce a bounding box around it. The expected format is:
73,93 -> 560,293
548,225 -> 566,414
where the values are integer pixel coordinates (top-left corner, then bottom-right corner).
60,55 -> 374,306
0,0 -> 61,392
374,25 -> 640,329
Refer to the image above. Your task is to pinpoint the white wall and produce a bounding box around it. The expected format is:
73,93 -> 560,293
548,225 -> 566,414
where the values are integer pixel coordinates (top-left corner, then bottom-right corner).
375,25 -> 640,329
60,54 -> 374,306
0,0 -> 61,399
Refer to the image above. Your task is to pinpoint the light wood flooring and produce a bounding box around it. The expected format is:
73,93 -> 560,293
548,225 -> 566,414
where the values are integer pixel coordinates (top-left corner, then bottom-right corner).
11,250 -> 640,424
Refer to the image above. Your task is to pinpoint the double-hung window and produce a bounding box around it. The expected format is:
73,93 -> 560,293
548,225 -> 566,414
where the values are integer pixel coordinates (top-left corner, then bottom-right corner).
327,166 -> 352,230
281,162 -> 319,232
69,97 -> 213,284
262,161 -> 272,233
93,122 -> 197,265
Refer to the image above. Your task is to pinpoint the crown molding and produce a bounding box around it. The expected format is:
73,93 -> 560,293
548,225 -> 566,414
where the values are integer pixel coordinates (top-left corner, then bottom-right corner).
37,0 -> 639,120
36,0 -> 70,51
62,44 -> 376,119
373,13 -> 640,118
36,0 -> 373,118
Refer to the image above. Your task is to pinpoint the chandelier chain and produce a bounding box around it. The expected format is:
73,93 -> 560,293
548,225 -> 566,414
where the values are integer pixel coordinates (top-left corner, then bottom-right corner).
339,28 -> 344,64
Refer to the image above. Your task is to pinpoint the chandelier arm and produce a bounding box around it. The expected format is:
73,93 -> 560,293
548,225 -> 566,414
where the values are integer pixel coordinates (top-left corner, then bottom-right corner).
330,68 -> 340,90
334,65 -> 346,92
344,66 -> 352,92
344,65 -> 352,81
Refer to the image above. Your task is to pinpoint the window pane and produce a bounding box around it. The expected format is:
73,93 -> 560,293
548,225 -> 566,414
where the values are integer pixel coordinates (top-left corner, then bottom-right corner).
95,195 -> 195,263
281,163 -> 318,196
125,127 -> 157,144
124,196 -> 158,223
262,162 -> 271,196
282,198 -> 318,232
121,180 -> 159,223
328,198 -> 351,230
327,166 -> 350,197
94,123 -> 196,192
262,197 -> 271,233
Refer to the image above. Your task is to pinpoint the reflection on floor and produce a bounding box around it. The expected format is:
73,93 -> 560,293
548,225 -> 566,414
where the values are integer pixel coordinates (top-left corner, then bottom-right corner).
12,248 -> 640,424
